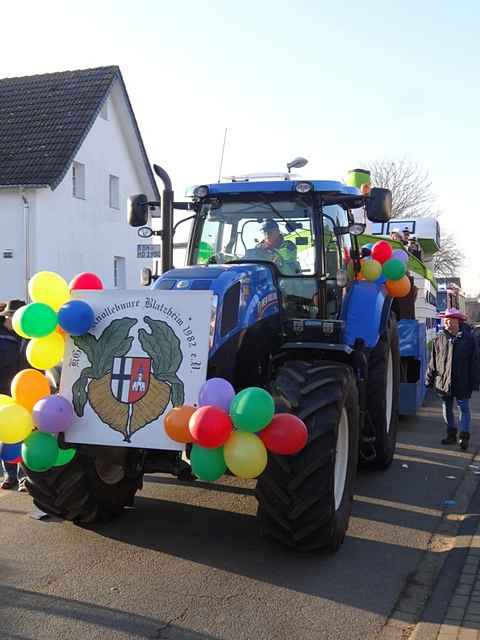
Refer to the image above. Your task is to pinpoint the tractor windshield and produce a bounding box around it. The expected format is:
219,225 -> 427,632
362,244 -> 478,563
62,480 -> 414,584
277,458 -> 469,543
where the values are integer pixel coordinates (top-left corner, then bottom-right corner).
192,197 -> 347,278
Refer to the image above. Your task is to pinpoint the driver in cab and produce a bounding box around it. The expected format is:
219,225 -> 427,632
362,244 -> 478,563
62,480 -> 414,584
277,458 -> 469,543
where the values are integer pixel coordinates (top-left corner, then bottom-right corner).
256,219 -> 299,274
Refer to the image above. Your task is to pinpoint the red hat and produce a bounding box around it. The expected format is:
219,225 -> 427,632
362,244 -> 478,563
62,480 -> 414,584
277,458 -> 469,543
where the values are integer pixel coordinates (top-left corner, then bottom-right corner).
441,308 -> 466,320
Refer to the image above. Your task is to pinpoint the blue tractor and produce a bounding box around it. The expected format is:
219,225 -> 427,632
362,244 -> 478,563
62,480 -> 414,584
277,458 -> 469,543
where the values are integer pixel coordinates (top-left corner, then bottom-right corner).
23,163 -> 399,553
127,163 -> 399,551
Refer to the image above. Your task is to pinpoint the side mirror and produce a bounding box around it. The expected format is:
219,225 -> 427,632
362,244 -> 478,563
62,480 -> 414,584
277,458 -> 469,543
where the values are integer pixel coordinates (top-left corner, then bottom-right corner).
128,194 -> 152,227
366,188 -> 392,222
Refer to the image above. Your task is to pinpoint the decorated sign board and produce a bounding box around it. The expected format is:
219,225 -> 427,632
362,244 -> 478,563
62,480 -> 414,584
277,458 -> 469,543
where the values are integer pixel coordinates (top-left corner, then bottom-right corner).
60,290 -> 212,450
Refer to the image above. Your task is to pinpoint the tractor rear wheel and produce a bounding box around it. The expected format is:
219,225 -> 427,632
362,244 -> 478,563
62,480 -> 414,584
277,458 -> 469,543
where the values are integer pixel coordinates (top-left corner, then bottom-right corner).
365,314 -> 400,469
23,452 -> 141,523
256,361 -> 359,552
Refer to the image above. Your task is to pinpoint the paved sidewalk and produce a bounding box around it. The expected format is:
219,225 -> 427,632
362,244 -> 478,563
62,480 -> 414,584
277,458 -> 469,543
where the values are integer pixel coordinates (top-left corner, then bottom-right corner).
436,524 -> 480,640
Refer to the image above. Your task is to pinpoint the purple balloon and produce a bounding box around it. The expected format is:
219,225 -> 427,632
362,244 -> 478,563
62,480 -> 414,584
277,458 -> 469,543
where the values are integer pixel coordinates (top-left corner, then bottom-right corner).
32,395 -> 74,433
198,378 -> 235,412
392,249 -> 409,264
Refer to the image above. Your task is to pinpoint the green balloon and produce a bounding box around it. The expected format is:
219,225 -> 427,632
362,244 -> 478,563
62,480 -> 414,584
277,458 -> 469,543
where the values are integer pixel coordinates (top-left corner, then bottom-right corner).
190,444 -> 226,481
22,431 -> 59,472
53,447 -> 76,467
230,387 -> 275,432
198,241 -> 214,264
382,258 -> 406,281
19,302 -> 57,338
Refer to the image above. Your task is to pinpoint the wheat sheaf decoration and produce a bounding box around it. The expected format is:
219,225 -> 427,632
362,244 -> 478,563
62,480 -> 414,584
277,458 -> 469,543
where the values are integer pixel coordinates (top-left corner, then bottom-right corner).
71,316 -> 185,442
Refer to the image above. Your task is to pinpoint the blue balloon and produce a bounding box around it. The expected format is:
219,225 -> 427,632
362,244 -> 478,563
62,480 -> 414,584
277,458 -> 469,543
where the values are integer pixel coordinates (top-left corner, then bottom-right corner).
375,274 -> 387,285
0,442 -> 22,462
58,300 -> 95,336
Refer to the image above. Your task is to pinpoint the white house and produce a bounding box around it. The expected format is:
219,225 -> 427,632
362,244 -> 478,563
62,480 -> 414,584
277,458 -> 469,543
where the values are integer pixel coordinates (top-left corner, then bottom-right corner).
0,66 -> 160,301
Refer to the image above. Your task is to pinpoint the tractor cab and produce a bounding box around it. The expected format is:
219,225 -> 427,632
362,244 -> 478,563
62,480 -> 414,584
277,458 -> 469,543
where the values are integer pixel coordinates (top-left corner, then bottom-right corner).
183,175 -> 391,321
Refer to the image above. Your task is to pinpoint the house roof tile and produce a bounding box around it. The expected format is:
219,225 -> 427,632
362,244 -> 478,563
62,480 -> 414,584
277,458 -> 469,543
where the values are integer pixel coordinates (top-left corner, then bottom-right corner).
0,66 -> 158,195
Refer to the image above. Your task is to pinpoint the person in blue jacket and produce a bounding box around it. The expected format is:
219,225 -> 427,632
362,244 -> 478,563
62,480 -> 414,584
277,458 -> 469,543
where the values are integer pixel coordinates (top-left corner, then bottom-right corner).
426,308 -> 479,449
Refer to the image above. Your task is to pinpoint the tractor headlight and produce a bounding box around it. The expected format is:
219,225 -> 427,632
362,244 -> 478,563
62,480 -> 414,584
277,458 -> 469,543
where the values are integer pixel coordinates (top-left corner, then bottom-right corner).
194,185 -> 209,198
348,223 -> 366,236
295,181 -> 313,194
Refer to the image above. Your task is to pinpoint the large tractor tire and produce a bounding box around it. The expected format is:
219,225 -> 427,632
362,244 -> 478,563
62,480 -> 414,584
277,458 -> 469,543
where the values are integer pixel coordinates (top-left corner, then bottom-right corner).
23,452 -> 141,523
256,361 -> 359,552
366,313 -> 400,469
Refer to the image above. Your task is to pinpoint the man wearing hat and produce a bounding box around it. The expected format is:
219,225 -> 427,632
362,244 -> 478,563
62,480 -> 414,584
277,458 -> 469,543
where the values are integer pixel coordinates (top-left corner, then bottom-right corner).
256,219 -> 299,274
0,299 -> 28,490
426,308 -> 479,449
402,227 -> 411,246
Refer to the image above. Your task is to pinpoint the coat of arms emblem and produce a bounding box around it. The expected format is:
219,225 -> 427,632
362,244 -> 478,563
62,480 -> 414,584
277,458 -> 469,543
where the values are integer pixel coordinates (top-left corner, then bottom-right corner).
71,316 -> 184,442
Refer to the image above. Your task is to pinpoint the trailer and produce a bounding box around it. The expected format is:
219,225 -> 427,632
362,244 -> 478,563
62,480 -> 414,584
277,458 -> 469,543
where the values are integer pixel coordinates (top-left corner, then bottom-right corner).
363,217 -> 440,415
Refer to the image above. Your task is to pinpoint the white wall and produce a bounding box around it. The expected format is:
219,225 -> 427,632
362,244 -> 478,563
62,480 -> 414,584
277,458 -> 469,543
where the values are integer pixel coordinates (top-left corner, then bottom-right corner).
0,189 -> 36,301
0,84 -> 156,300
34,90 -> 154,290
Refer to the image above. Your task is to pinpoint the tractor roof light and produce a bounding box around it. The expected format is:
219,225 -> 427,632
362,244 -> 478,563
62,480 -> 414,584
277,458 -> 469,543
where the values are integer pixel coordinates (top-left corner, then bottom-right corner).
193,185 -> 209,198
295,181 -> 313,194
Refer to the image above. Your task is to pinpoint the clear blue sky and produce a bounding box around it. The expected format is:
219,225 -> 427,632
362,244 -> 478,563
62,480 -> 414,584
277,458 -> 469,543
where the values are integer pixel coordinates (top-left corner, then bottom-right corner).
2,1 -> 479,292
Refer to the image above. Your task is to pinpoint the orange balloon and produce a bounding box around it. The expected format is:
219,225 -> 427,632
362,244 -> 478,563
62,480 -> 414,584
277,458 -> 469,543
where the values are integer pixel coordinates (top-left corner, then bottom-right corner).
385,276 -> 411,298
11,368 -> 51,412
56,325 -> 67,337
164,405 -> 196,443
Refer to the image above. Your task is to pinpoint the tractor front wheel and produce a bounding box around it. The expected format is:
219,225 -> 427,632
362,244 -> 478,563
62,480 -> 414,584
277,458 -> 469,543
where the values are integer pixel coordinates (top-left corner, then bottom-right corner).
23,452 -> 141,523
256,361 -> 359,552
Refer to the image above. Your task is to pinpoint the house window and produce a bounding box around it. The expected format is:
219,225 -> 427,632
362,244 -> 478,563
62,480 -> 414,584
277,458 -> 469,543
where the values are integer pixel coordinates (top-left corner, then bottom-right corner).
72,162 -> 85,199
113,256 -> 126,289
100,99 -> 108,120
109,175 -> 120,209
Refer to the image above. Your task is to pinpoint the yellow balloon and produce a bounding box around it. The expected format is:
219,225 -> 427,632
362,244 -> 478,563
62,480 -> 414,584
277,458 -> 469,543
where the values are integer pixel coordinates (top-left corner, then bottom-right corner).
27,334 -> 65,370
224,431 -> 268,479
12,307 -> 30,338
0,394 -> 15,407
0,403 -> 34,444
28,271 -> 70,311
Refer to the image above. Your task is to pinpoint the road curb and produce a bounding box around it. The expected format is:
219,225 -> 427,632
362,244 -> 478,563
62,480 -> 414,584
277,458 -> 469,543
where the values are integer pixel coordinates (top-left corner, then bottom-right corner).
379,446 -> 480,640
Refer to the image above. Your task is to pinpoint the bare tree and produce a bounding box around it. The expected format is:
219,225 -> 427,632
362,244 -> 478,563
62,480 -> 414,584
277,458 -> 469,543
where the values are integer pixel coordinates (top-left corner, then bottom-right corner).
432,232 -> 465,276
365,159 -> 464,276
366,159 -> 436,218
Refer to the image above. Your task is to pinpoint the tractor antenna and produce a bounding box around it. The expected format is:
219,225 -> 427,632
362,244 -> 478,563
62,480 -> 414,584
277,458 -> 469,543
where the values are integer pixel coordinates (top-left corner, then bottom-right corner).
217,128 -> 228,182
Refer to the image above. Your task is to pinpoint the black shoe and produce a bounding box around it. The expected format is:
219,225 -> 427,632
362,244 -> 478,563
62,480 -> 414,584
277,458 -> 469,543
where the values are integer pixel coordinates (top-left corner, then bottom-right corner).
441,431 -> 457,445
459,432 -> 470,451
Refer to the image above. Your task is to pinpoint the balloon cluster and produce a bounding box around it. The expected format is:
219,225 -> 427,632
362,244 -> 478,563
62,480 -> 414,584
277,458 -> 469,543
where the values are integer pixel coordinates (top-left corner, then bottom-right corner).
13,271 -> 102,369
0,271 -> 104,473
347,241 -> 411,298
0,371 -> 76,472
164,378 -> 308,481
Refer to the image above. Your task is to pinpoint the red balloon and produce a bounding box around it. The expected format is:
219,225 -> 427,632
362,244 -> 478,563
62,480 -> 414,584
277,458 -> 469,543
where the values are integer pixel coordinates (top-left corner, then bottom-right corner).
188,406 -> 233,448
371,241 -> 393,264
69,272 -> 104,291
259,414 -> 308,455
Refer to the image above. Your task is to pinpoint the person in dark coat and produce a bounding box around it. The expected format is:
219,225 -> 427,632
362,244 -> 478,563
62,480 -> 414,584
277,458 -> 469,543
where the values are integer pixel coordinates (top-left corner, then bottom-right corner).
0,299 -> 28,490
426,308 -> 479,449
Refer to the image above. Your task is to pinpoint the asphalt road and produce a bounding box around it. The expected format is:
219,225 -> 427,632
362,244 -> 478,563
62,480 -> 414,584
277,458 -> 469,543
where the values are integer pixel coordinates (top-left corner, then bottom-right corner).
1,393 -> 479,640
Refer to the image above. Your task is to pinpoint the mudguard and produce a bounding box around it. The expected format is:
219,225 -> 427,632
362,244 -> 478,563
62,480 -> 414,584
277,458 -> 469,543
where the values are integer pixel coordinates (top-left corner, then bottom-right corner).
341,281 -> 392,348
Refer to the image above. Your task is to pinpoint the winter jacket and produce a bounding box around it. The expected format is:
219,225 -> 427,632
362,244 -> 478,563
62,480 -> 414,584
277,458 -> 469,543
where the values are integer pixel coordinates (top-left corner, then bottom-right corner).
0,323 -> 28,395
425,329 -> 480,399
